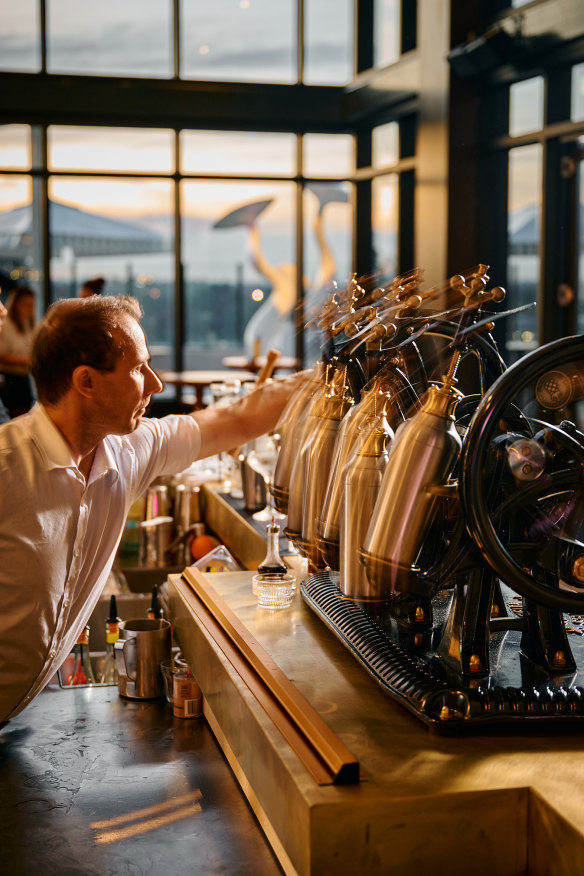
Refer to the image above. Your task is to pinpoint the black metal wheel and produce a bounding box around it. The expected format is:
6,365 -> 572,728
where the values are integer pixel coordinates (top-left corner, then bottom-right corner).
460,335 -> 584,612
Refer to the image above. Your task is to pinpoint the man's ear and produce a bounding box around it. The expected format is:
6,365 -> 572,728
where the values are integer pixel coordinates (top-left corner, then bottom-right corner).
71,365 -> 98,399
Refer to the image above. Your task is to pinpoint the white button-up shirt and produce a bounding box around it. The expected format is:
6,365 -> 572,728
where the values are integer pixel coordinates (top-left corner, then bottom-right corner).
0,404 -> 201,723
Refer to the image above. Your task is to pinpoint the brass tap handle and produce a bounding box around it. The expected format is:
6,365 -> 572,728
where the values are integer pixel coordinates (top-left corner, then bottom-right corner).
256,348 -> 280,385
227,349 -> 280,458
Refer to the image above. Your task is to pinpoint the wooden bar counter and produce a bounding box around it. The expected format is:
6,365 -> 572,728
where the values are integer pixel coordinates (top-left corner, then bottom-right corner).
169,569 -> 584,876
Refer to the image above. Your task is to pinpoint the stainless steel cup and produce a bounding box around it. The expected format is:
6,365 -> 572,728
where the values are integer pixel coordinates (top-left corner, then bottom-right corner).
174,484 -> 203,564
240,457 -> 267,511
174,483 -> 202,531
139,515 -> 174,567
114,618 -> 171,699
139,484 -> 170,564
144,483 -> 169,520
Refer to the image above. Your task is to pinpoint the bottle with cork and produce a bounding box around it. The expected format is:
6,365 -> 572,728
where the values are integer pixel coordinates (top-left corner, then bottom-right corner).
258,518 -> 287,575
148,584 -> 164,620
67,625 -> 96,685
100,595 -> 121,684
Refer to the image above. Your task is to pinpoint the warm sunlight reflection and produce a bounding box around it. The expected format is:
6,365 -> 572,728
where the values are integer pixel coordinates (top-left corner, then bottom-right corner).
91,789 -> 203,844
49,176 -> 173,219
48,127 -> 175,174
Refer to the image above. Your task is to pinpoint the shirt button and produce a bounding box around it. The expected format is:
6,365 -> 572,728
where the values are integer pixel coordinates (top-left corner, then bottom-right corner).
49,650 -> 56,658
74,550 -> 79,558
63,599 -> 69,608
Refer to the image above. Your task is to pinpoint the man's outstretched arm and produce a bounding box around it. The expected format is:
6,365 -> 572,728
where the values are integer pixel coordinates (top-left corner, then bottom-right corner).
191,369 -> 312,461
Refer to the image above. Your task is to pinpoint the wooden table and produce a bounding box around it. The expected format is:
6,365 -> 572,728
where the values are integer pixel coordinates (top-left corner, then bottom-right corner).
222,355 -> 301,374
158,369 -> 256,409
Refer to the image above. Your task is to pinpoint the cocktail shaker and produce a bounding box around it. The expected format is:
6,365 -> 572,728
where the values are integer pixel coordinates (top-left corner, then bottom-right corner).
272,362 -> 325,514
360,366 -> 463,599
339,414 -> 391,599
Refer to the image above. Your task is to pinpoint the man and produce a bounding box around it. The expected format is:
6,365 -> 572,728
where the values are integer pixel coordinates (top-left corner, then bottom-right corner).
0,295 -> 307,725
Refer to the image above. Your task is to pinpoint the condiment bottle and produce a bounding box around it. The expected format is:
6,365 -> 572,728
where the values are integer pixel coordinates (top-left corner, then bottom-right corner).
173,668 -> 202,719
257,520 -> 287,575
67,625 -> 96,685
100,595 -> 121,684
147,584 -> 163,619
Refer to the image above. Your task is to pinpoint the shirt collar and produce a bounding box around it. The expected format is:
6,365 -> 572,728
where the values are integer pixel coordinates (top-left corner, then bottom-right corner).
28,403 -> 119,483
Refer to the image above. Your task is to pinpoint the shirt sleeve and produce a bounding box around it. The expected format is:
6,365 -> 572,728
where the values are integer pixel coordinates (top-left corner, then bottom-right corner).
118,414 -> 202,501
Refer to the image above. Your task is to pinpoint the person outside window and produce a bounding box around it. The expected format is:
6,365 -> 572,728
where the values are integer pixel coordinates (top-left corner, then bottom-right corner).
0,285 -> 37,417
79,276 -> 105,298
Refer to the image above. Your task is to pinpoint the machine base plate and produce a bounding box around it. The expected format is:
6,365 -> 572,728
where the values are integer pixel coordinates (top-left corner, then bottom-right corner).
302,571 -> 584,734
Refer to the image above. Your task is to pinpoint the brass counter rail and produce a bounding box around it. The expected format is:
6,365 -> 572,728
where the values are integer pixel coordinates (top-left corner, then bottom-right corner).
180,566 -> 359,785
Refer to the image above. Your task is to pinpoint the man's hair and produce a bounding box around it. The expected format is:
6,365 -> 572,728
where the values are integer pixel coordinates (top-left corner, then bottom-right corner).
32,295 -> 143,405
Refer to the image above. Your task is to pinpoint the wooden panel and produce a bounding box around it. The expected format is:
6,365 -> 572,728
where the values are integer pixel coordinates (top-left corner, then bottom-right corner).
180,566 -> 360,785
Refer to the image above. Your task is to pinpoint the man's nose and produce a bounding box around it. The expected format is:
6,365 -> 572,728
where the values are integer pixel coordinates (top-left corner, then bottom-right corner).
146,364 -> 163,395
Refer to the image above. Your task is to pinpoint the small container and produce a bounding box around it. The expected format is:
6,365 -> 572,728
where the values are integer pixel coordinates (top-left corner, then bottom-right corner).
160,655 -> 189,704
173,670 -> 203,719
253,573 -> 297,609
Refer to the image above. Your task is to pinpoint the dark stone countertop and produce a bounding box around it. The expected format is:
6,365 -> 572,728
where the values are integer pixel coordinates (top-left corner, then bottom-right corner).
0,683 -> 282,876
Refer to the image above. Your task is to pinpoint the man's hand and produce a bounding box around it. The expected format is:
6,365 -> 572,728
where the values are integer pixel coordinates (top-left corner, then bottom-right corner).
192,369 -> 313,461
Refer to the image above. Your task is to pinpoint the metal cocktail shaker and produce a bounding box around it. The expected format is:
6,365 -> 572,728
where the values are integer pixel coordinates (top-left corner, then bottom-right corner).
360,372 -> 462,599
272,362 -> 325,514
339,414 -> 391,599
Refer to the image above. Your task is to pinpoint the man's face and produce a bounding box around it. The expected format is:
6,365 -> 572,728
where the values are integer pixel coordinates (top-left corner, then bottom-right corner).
93,315 -> 163,435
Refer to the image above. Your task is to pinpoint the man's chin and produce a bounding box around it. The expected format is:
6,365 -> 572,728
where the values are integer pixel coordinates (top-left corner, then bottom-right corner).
132,407 -> 148,428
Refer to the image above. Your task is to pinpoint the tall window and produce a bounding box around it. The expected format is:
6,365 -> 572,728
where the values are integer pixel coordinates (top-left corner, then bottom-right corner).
0,0 -> 40,71
506,144 -> 542,360
371,121 -> 400,279
304,0 -> 353,85
0,1 -> 354,85
504,78 -> 545,363
374,0 -> 401,68
181,179 -> 296,367
181,0 -> 296,83
47,0 -> 173,77
509,77 -> 544,138
0,125 -> 42,291
572,62 -> 584,122
0,123 -> 355,371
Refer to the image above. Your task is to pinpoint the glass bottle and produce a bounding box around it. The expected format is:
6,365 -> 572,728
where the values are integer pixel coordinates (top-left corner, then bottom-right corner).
67,625 -> 96,685
258,520 -> 287,575
148,584 -> 163,619
100,595 -> 121,684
